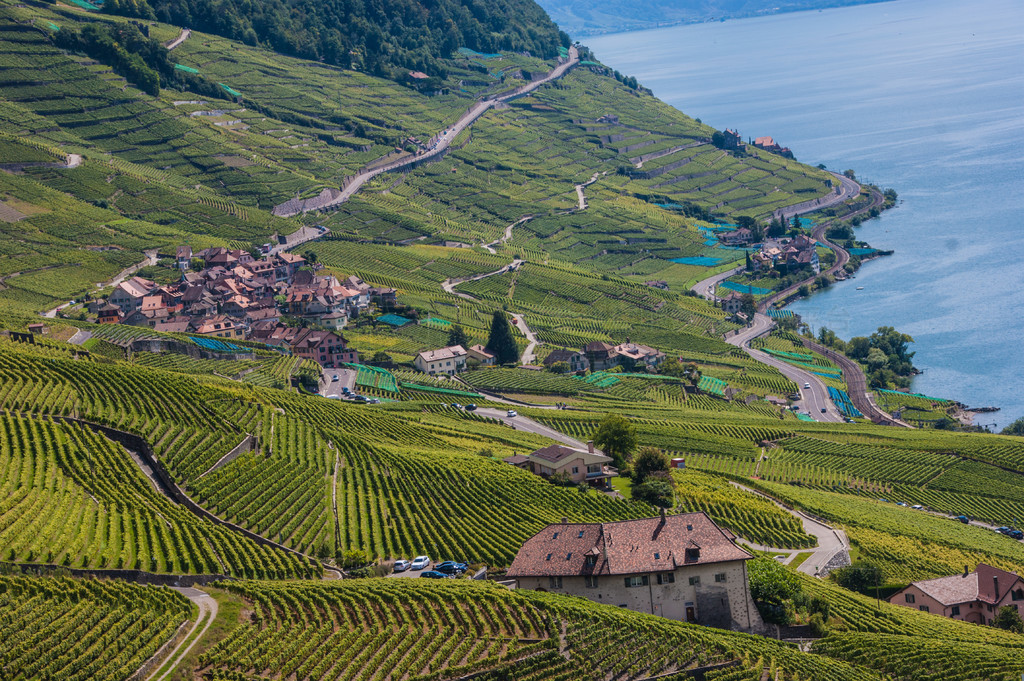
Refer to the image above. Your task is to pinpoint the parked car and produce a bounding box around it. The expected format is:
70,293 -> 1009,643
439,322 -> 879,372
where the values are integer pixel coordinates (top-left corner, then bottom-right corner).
326,395 -> 341,400
954,515 -> 970,524
419,570 -> 450,579
506,409 -> 518,417
331,375 -> 339,381
393,559 -> 411,572
451,403 -> 463,409
465,404 -> 477,411
352,395 -> 368,403
1009,529 -> 1023,540
911,504 -> 924,510
410,555 -> 431,570
434,564 -> 463,575
367,398 -> 381,404
435,561 -> 468,573
996,526 -> 1011,535
896,502 -> 908,507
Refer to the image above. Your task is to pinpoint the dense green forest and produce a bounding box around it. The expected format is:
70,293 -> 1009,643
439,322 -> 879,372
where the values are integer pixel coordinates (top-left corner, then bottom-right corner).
104,0 -> 570,78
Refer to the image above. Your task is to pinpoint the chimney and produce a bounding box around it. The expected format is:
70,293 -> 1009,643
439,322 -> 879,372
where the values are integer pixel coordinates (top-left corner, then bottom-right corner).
994,575 -> 999,597
964,565 -> 969,578
561,517 -> 568,525
587,440 -> 595,454
653,507 -> 667,540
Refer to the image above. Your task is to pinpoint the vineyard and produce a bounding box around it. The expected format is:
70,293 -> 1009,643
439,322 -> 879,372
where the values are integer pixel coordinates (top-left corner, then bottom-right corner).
0,574 -> 191,681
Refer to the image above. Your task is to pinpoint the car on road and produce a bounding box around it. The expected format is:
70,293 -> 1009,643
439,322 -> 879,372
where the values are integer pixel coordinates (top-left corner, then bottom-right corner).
896,502 -> 908,507
341,387 -> 350,394
331,375 -> 339,381
419,570 -> 450,579
911,505 -> 924,510
506,409 -> 518,417
954,515 -> 970,524
393,559 -> 411,572
996,526 -> 1011,535
465,404 -> 477,411
820,408 -> 827,413
804,383 -> 811,389
326,395 -> 341,400
410,555 -> 430,570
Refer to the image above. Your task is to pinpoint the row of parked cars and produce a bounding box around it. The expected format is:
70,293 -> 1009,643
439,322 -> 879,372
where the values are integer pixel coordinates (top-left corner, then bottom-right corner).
393,556 -> 469,578
882,498 -> 1024,539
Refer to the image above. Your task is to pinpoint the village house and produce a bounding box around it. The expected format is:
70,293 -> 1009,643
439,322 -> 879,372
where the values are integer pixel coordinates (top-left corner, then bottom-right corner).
193,315 -> 246,339
414,345 -> 467,375
611,341 -> 666,370
176,245 -> 192,271
719,228 -> 753,246
543,349 -> 590,373
506,511 -> 763,632
109,276 -> 158,314
583,341 -> 619,371
889,564 -> 1024,625
721,292 -> 745,314
96,303 -> 122,324
291,328 -> 358,368
721,128 -> 743,151
509,442 -> 616,488
467,344 -> 496,366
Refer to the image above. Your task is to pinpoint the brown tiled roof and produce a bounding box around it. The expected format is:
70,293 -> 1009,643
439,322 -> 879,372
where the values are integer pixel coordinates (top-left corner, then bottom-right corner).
530,444 -> 578,464
506,512 -> 752,578
417,345 -> 466,362
503,454 -> 530,466
906,564 -> 1022,606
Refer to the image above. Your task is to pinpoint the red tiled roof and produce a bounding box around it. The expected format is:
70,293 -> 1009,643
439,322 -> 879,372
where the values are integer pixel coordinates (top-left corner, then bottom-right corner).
530,444 -> 578,464
507,512 -> 751,578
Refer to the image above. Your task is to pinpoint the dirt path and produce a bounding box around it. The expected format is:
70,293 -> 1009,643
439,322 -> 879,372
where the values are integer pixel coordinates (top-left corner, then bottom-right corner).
574,171 -> 603,210
42,248 -> 158,318
274,47 -> 579,218
166,28 -> 190,51
441,259 -> 521,299
146,587 -> 217,681
511,312 -> 537,365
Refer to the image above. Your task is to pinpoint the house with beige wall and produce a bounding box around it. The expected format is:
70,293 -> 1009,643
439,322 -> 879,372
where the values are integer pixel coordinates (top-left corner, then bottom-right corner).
889,563 -> 1024,625
510,443 -> 616,488
506,512 -> 764,633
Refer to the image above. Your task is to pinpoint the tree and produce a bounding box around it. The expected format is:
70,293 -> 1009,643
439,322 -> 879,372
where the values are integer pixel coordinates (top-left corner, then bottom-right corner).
632,479 -> 673,508
711,131 -> 725,149
485,311 -> 519,365
660,357 -> 685,378
748,556 -> 801,624
866,347 -> 888,371
593,413 -> 637,469
767,216 -> 786,238
993,605 -> 1024,633
447,324 -> 469,348
1002,417 -> 1024,436
371,350 -> 391,363
831,562 -> 882,596
548,361 -> 570,374
632,447 -> 669,483
740,293 -> 756,321
683,362 -> 701,386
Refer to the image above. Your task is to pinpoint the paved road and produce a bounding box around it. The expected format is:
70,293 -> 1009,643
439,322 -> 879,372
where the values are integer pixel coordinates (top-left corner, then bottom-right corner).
275,47 -> 579,218
166,27 -> 190,51
442,259 -> 521,299
729,482 -> 849,576
777,171 -> 861,221
726,313 -> 843,423
574,171 -> 603,210
510,313 -> 538,365
690,265 -> 744,301
320,367 -> 356,398
147,587 -> 217,681
477,407 -> 588,449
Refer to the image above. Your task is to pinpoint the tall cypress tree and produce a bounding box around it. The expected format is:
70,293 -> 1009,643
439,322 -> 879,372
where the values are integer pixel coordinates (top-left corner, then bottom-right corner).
486,311 -> 519,365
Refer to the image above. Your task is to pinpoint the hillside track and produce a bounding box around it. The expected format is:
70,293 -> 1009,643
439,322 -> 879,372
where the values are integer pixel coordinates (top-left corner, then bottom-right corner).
145,587 -> 217,681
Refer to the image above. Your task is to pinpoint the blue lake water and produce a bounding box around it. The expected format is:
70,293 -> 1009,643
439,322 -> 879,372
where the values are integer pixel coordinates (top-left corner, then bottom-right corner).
587,0 -> 1024,427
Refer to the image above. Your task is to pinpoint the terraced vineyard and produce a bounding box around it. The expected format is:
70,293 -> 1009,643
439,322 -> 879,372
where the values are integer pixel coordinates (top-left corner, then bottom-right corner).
0,574 -> 191,681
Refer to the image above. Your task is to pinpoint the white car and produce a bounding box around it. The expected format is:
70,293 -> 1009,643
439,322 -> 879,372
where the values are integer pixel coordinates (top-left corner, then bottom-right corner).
803,383 -> 811,389
506,409 -> 518,417
410,555 -> 430,571
393,559 -> 411,572
911,504 -> 924,510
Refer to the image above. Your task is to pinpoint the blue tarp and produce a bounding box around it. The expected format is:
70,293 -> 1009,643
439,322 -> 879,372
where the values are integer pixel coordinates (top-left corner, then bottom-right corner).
719,281 -> 772,295
671,256 -> 722,266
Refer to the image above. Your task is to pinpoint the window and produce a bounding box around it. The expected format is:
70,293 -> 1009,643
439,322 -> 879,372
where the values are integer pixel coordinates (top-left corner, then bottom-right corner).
624,576 -> 649,588
951,606 -> 960,616
572,466 -> 579,474
1013,589 -> 1024,601
688,576 -> 701,586
545,553 -> 552,561
587,464 -> 601,473
566,553 -> 572,561
714,573 -> 727,583
654,553 -> 660,560
905,594 -> 915,604
577,530 -> 585,538
657,573 -> 675,585
919,605 -> 929,613
585,555 -> 597,567
585,575 -> 599,589
552,532 -> 559,540
548,576 -> 562,589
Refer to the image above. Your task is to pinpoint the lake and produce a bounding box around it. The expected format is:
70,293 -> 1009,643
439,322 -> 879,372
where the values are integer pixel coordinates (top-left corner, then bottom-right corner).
587,0 -> 1024,428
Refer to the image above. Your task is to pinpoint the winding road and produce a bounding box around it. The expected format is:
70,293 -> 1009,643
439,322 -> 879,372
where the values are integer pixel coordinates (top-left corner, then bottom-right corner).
165,28 -> 191,51
275,48 -> 579,218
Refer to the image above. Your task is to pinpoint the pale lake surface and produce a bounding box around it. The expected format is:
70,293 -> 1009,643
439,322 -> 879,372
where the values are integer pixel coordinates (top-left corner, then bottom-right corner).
587,0 -> 1024,428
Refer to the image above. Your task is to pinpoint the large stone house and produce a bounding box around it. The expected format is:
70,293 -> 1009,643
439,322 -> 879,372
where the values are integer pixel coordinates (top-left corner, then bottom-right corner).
506,512 -> 763,632
291,328 -> 358,368
109,276 -> 158,314
414,345 -> 467,375
889,563 -> 1024,625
